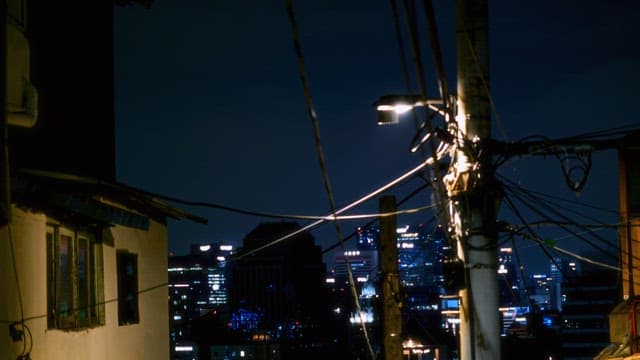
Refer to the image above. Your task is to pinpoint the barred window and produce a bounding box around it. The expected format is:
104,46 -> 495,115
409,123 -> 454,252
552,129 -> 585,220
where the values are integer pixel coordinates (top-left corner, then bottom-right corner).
47,224 -> 104,329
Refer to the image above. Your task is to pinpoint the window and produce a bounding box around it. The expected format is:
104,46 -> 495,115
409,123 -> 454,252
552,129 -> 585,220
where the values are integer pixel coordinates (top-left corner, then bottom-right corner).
47,224 -> 104,329
117,251 -> 139,325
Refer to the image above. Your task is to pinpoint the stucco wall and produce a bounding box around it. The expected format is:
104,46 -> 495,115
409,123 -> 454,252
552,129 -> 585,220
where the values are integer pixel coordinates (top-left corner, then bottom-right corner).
0,205 -> 169,360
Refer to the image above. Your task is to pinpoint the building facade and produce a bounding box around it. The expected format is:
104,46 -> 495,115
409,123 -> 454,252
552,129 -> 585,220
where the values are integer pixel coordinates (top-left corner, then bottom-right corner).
1,2 -> 204,359
1,171 -> 203,360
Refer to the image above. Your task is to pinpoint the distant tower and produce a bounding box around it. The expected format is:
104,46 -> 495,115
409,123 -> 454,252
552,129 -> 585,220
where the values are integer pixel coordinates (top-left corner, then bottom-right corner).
497,247 -> 519,306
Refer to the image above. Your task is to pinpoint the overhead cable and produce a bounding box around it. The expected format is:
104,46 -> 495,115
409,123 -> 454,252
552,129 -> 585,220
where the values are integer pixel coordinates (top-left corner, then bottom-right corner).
285,1 -> 375,357
509,225 -> 620,272
321,181 -> 433,254
502,181 -> 619,260
141,189 -> 435,221
501,191 -> 569,280
232,157 -> 438,260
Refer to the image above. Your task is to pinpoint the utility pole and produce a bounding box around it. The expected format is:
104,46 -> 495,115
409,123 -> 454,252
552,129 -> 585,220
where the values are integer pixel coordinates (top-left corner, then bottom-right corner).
618,132 -> 640,300
379,195 -> 402,360
446,0 -> 501,359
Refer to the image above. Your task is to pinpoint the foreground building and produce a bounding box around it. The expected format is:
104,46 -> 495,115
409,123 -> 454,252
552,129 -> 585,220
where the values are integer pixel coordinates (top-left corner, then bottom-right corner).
1,171 -> 204,360
1,1 -> 205,359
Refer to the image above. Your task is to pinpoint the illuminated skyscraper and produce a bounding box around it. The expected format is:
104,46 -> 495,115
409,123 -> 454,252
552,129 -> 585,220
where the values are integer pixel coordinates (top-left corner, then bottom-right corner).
168,243 -> 234,357
329,224 -> 447,311
497,247 -> 520,306
356,226 -> 379,250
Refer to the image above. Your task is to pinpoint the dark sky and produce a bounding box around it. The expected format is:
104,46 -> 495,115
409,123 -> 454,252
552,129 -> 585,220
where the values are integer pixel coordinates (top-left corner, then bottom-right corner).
114,0 -> 640,274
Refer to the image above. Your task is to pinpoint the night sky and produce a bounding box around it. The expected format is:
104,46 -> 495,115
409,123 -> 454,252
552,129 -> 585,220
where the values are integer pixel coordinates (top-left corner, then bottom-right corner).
114,0 -> 640,274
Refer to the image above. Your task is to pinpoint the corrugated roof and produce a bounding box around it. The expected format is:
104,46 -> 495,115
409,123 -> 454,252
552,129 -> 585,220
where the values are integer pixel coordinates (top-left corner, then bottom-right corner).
12,168 -> 207,227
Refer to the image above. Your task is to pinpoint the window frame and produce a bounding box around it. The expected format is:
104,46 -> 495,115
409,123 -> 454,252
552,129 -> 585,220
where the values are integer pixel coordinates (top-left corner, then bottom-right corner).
117,250 -> 139,326
47,223 -> 104,330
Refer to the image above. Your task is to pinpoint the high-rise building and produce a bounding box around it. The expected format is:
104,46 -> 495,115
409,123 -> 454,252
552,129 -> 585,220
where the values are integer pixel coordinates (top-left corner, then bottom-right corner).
560,261 -> 618,359
168,243 -> 234,358
328,250 -> 379,285
497,247 -> 520,307
327,224 -> 450,348
330,224 -> 447,309
356,226 -> 379,250
398,224 -> 446,311
229,222 -> 339,358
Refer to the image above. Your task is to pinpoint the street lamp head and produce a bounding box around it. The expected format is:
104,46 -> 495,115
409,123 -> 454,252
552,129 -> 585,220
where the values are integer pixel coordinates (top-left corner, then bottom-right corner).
373,94 -> 442,125
376,110 -> 400,125
373,94 -> 421,126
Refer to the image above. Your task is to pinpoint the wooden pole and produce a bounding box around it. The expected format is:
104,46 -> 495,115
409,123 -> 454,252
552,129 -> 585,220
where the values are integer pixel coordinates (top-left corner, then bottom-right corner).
379,195 -> 402,359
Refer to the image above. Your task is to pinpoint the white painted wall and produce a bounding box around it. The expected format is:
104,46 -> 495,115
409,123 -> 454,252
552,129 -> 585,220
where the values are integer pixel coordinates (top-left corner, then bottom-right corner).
0,205 -> 169,360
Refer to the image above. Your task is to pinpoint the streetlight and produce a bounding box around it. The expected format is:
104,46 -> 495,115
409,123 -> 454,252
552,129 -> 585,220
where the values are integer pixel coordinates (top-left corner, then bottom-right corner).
373,94 -> 444,125
374,94 -> 453,156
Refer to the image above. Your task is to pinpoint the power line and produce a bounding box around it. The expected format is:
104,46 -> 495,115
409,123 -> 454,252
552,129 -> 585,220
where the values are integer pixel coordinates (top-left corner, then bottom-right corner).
150,192 -> 434,221
501,191 -> 570,280
562,123 -> 640,142
507,225 -> 620,272
495,176 -> 618,215
422,0 -> 451,113
501,181 -> 620,261
321,181 -> 433,254
491,125 -> 640,163
0,281 -> 168,325
499,176 -> 619,242
284,1 -> 375,357
231,157 -> 438,261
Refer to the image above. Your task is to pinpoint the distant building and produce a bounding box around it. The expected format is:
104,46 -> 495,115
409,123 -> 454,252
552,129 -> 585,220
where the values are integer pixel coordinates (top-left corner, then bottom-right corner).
229,222 -> 339,358
497,247 -> 520,306
398,224 -> 446,312
327,224 -> 447,314
168,243 -> 234,358
524,273 -> 561,312
328,249 -> 379,286
327,224 -> 452,357
356,226 -> 379,250
560,260 -> 618,360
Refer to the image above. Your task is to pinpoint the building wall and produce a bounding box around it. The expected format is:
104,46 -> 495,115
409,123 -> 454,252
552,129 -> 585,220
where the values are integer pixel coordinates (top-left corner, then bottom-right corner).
0,205 -> 169,360
8,1 -> 116,181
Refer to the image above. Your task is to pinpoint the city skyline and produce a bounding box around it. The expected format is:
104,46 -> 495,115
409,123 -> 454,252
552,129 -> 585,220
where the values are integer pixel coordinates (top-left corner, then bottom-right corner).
166,220 -> 604,358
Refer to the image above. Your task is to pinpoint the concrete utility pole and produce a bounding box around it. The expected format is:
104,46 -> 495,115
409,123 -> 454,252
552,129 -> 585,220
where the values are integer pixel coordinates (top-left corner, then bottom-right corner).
446,0 -> 501,359
379,195 -> 402,360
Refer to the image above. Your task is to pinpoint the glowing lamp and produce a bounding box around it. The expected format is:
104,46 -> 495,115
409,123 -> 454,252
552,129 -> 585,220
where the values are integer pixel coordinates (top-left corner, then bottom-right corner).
373,94 -> 442,125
